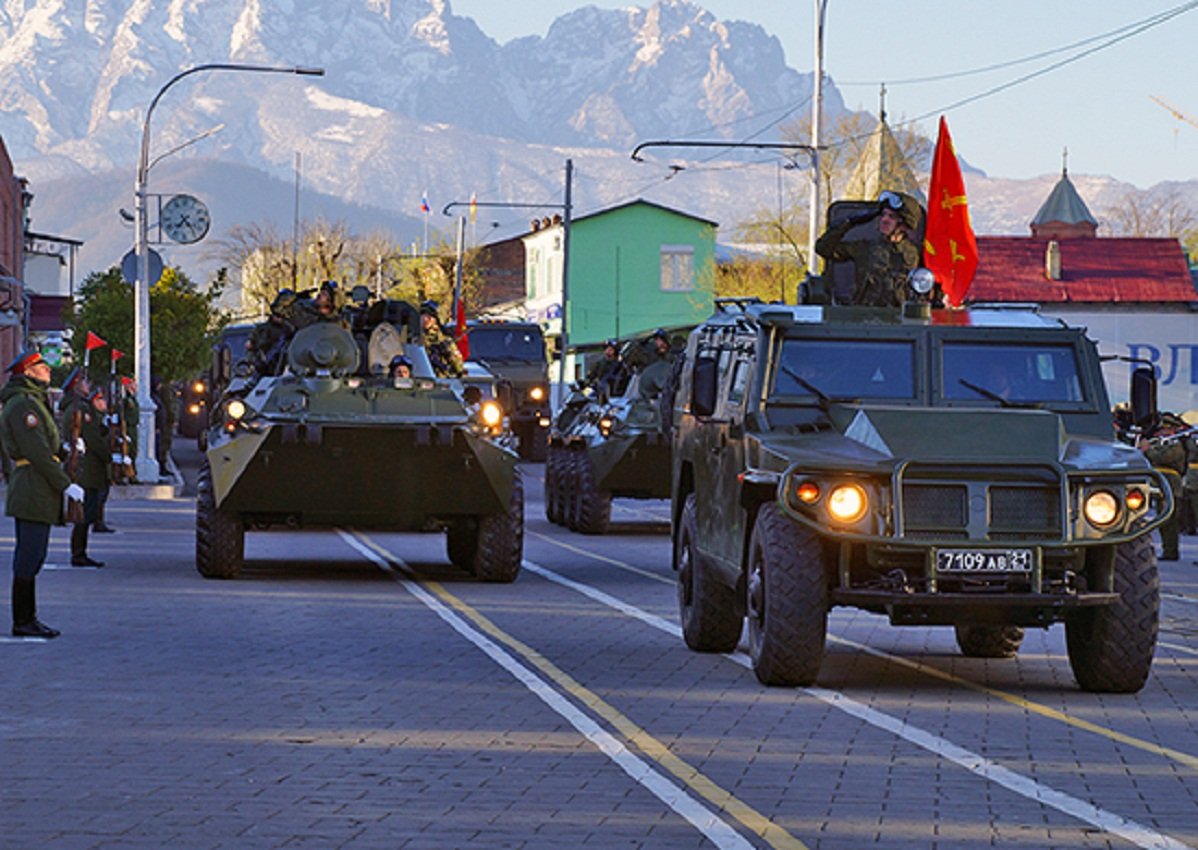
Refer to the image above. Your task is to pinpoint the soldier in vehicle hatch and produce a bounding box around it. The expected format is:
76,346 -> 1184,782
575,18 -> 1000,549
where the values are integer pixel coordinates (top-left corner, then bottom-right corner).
584,339 -> 629,397
420,301 -> 464,378
247,289 -> 298,375
815,190 -> 923,308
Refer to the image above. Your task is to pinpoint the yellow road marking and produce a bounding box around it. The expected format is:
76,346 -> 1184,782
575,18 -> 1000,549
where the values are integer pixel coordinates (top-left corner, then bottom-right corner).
356,532 -> 810,850
548,533 -> 1198,774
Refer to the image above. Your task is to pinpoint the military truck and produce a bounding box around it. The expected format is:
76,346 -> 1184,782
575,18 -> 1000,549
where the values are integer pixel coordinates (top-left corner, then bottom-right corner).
670,299 -> 1168,693
196,302 -> 523,583
465,320 -> 550,460
545,334 -> 681,534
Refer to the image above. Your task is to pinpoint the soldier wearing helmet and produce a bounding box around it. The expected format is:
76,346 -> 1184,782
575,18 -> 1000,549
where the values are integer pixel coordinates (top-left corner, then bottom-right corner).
247,288 -> 299,375
419,300 -> 464,378
584,338 -> 629,397
815,190 -> 924,308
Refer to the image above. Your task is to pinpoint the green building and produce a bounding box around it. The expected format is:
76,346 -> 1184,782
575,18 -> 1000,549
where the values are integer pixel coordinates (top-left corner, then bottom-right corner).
523,199 -> 716,382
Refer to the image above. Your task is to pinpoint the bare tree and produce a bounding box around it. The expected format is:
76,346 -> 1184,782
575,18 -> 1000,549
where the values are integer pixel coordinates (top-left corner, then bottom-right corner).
1104,188 -> 1198,262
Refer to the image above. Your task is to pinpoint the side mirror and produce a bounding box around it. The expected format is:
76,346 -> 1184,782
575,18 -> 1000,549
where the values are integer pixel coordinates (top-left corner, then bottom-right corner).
691,356 -> 718,418
1130,366 -> 1158,430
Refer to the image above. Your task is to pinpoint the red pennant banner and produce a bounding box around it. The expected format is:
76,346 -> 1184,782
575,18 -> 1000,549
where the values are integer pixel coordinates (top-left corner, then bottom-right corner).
111,349 -> 125,361
85,331 -> 108,351
924,116 -> 979,308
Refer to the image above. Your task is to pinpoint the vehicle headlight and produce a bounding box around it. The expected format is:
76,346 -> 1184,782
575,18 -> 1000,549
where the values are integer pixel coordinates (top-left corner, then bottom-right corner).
908,267 -> 936,295
192,380 -> 206,394
1125,488 -> 1146,513
529,386 -> 546,402
598,416 -> 614,436
480,400 -> 503,429
187,403 -> 201,415
1084,490 -> 1120,528
226,399 -> 247,420
827,483 -> 867,523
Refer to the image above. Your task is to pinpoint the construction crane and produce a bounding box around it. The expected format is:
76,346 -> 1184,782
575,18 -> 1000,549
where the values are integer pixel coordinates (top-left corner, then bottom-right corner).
1149,95 -> 1198,132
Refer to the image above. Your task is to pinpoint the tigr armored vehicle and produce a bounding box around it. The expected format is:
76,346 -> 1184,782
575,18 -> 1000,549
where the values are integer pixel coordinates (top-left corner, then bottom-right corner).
545,336 -> 679,534
465,320 -> 550,460
671,300 -> 1168,693
196,302 -> 523,582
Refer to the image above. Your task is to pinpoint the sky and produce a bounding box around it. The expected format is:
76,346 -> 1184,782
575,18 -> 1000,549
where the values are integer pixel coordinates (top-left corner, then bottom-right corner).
451,0 -> 1198,189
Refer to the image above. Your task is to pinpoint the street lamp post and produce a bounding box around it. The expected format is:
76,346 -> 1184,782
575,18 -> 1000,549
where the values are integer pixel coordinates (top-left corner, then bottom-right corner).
133,62 -> 323,482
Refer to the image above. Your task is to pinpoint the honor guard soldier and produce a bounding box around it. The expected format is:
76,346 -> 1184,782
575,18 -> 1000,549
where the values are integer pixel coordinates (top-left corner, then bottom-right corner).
59,375 -> 110,568
815,189 -> 924,307
1,350 -> 84,638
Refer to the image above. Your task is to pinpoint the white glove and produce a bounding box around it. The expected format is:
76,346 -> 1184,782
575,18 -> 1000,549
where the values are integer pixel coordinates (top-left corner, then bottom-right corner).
106,414 -> 120,425
112,453 -> 125,464
75,437 -> 86,454
65,483 -> 84,502
124,455 -> 133,465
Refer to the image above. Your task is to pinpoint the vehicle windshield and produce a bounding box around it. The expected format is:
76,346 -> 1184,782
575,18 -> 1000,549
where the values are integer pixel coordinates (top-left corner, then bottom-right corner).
468,328 -> 544,361
774,339 -> 916,400
941,342 -> 1085,404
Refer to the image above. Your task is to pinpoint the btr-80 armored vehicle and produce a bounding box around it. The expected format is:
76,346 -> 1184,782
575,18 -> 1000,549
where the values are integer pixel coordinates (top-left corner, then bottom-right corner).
196,301 -> 523,582
545,336 -> 680,534
671,299 -> 1167,693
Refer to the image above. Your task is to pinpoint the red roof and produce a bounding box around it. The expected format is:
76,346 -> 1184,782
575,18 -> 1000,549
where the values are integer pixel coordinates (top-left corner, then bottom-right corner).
968,236 -> 1195,303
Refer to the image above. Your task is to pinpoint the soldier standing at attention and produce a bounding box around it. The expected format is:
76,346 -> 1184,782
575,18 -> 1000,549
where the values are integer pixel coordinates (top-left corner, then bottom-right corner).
420,300 -> 464,378
1140,415 -> 1187,561
1,350 -> 84,638
815,190 -> 923,307
60,382 -> 110,568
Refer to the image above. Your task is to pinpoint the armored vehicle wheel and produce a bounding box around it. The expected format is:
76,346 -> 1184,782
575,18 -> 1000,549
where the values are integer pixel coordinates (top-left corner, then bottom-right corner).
1065,537 -> 1159,693
746,504 -> 828,686
545,446 -> 564,525
563,450 -> 582,531
954,624 -> 1024,658
195,460 -> 244,579
573,452 -> 611,535
676,494 -> 741,652
469,468 -> 524,583
446,521 -> 479,569
520,424 -> 548,462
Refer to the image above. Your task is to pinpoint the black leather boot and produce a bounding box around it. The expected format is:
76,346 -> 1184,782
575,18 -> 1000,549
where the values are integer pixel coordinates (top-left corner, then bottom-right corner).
70,524 -> 104,568
11,577 -> 59,639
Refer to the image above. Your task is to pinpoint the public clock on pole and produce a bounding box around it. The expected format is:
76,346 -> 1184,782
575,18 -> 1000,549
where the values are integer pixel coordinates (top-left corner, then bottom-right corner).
161,194 -> 211,244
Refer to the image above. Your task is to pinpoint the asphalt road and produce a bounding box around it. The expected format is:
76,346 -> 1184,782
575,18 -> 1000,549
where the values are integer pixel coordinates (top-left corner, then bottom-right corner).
2,452 -> 1197,850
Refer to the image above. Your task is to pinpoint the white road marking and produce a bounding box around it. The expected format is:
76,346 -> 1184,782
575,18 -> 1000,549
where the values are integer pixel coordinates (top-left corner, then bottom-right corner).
339,531 -> 757,850
521,559 -> 1195,850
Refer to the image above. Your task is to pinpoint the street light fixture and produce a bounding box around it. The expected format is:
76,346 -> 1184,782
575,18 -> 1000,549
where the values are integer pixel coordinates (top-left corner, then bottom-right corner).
132,63 -> 324,482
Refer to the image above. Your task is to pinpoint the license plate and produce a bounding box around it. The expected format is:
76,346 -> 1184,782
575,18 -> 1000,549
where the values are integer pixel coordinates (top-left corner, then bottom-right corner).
935,548 -> 1033,573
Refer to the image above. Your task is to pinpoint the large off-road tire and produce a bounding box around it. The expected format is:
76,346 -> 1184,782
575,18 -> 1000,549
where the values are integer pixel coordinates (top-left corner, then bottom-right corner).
195,460 -> 244,579
522,423 -> 548,462
676,494 -> 741,652
746,504 -> 828,686
545,446 -> 564,525
470,468 -> 524,583
954,624 -> 1024,658
1065,536 -> 1159,693
563,450 -> 581,531
446,520 -> 479,569
573,451 -> 611,535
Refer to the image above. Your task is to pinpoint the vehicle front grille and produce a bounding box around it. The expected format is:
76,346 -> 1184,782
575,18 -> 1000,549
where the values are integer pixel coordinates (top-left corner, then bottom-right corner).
900,472 -> 1062,541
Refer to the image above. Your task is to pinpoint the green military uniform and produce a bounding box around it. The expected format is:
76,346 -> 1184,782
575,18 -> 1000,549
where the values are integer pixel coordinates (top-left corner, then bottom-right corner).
1,374 -> 71,526
1143,436 -> 1186,560
59,392 -> 110,566
122,388 -> 140,469
815,217 -> 922,308
424,323 -> 465,378
1180,434 -> 1198,535
155,379 -> 176,470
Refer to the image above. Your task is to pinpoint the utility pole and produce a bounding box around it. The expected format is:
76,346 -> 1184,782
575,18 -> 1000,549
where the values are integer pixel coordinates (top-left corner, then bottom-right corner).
808,0 -> 829,274
559,158 -> 573,389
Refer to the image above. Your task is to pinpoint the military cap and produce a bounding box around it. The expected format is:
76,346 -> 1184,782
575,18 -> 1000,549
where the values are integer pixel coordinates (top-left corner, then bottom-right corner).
604,338 -> 618,349
651,327 -> 669,341
6,349 -> 44,374
390,354 -> 413,369
420,300 -> 440,317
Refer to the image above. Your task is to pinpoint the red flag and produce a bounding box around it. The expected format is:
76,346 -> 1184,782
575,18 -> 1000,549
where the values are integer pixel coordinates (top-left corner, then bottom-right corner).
455,298 -> 469,359
111,349 -> 125,362
924,117 -> 978,307
85,331 -> 108,351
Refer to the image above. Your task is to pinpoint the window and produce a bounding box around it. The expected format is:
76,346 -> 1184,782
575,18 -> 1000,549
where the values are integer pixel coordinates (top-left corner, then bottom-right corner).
660,245 -> 694,291
774,339 -> 917,400
941,342 -> 1084,404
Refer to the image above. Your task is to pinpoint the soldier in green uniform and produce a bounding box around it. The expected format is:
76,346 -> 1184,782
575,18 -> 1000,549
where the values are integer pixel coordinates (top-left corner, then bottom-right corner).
584,339 -> 629,397
815,190 -> 923,307
153,375 -> 177,473
1,350 -> 83,638
1140,415 -> 1188,560
120,376 -> 140,476
247,288 -> 298,375
60,380 -> 110,568
420,300 -> 465,378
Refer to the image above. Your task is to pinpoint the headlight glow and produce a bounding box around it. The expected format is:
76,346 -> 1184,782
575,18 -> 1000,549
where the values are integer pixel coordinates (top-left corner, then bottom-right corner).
187,403 -> 201,415
1125,488 -> 1146,512
598,416 -> 614,435
192,380 -> 206,394
480,401 -> 503,428
226,399 -> 247,420
529,386 -> 546,401
1084,490 -> 1120,527
795,481 -> 821,504
827,483 -> 867,523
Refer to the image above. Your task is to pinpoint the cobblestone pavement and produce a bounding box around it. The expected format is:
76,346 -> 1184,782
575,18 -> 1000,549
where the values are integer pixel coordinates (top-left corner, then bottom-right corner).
2,459 -> 1196,850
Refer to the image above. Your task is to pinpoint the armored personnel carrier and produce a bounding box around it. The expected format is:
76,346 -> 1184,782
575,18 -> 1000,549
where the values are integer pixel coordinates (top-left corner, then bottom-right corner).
670,297 -> 1168,693
195,301 -> 523,582
545,336 -> 680,534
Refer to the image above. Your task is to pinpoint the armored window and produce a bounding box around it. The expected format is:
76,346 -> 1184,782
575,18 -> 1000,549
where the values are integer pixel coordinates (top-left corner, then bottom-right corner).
941,342 -> 1084,404
774,339 -> 916,400
660,245 -> 694,291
